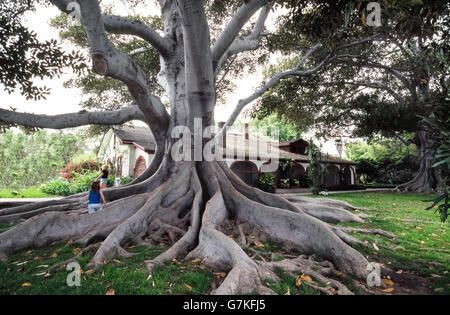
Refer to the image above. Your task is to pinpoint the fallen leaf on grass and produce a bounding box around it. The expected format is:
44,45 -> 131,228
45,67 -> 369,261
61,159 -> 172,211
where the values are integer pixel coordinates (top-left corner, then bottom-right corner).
396,270 -> 403,274
105,288 -> 115,295
50,253 -> 58,258
85,269 -> 95,275
73,248 -> 81,255
248,235 -> 256,239
285,287 -> 290,295
254,241 -> 264,247
184,284 -> 193,291
373,243 -> 379,251
416,226 -> 424,230
191,258 -> 201,264
21,283 -> 31,287
113,259 -> 121,264
36,265 -> 48,269
66,239 -> 73,245
431,274 -> 441,278
295,276 -> 302,287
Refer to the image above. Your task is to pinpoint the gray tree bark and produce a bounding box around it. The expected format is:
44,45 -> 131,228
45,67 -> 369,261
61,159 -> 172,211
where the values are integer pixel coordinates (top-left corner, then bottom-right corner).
0,0 -> 396,294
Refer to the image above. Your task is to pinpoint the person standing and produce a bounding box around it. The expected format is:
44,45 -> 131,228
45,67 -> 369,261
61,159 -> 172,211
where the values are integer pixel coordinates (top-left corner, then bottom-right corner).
98,164 -> 109,189
88,180 -> 106,214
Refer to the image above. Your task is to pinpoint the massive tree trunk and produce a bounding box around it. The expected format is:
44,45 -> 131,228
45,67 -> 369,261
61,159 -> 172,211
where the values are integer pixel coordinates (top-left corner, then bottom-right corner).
396,129 -> 438,194
0,0 -> 395,295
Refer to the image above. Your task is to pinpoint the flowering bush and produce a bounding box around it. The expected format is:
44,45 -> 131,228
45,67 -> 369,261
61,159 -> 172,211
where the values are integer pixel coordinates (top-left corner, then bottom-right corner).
58,159 -> 100,181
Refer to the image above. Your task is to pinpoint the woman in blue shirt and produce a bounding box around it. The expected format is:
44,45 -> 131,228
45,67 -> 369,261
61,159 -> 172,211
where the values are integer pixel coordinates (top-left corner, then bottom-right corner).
88,180 -> 106,214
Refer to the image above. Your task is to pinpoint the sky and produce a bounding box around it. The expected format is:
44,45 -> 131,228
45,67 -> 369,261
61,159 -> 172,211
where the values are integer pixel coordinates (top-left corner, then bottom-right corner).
0,1 -> 343,156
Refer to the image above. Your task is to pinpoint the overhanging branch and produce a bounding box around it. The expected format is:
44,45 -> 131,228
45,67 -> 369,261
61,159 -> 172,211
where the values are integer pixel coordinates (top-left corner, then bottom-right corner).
214,5 -> 270,77
48,0 -> 172,57
49,0 -> 170,143
0,106 -> 144,129
211,0 -> 267,72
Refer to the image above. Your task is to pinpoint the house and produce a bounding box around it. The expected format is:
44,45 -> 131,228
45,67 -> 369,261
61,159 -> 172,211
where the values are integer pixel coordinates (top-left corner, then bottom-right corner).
98,124 -> 358,189
97,126 -> 156,179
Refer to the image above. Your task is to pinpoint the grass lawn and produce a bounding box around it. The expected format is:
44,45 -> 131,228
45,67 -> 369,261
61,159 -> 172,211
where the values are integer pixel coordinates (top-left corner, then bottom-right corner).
316,192 -> 450,294
0,243 -> 214,295
0,187 -> 52,199
0,192 -> 448,295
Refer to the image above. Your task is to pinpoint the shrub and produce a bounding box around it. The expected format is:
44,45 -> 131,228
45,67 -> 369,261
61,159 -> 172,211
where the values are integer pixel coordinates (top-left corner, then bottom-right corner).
41,172 -> 133,196
257,173 -> 275,193
41,180 -> 71,196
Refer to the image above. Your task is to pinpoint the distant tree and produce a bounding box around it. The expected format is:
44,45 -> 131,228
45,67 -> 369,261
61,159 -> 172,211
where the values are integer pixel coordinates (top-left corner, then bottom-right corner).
249,114 -> 302,141
0,130 -> 85,190
346,138 -> 420,185
252,0 -> 450,193
307,141 -> 324,195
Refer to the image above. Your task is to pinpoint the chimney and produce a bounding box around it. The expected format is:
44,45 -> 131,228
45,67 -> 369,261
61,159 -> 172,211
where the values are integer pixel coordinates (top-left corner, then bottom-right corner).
218,121 -> 226,148
244,123 -> 249,140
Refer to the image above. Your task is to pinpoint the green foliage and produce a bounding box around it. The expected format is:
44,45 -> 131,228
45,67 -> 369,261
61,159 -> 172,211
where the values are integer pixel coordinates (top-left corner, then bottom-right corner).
257,173 -> 275,193
0,0 -> 86,103
252,0 -> 450,145
279,178 -> 290,189
346,138 -> 420,185
0,130 -> 85,190
424,191 -> 449,223
249,114 -> 302,142
421,57 -> 450,222
41,171 -> 132,196
307,141 -> 323,195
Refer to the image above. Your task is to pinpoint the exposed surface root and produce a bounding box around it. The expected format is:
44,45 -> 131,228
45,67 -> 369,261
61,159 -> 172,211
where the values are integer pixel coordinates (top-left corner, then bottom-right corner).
89,164 -> 192,268
145,171 -> 203,273
48,243 -> 101,271
0,160 -> 396,295
0,193 -> 149,260
214,163 -> 369,280
336,227 -> 396,239
296,204 -> 365,223
261,255 -> 354,295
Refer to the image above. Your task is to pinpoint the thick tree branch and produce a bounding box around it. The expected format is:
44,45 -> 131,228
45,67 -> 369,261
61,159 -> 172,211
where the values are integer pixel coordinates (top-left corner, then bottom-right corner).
211,0 -> 267,72
216,43 -> 327,138
103,15 -> 173,57
214,5 -> 270,77
48,0 -> 172,57
336,54 -> 412,93
0,106 -> 144,129
49,0 -> 170,144
324,81 -> 406,103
